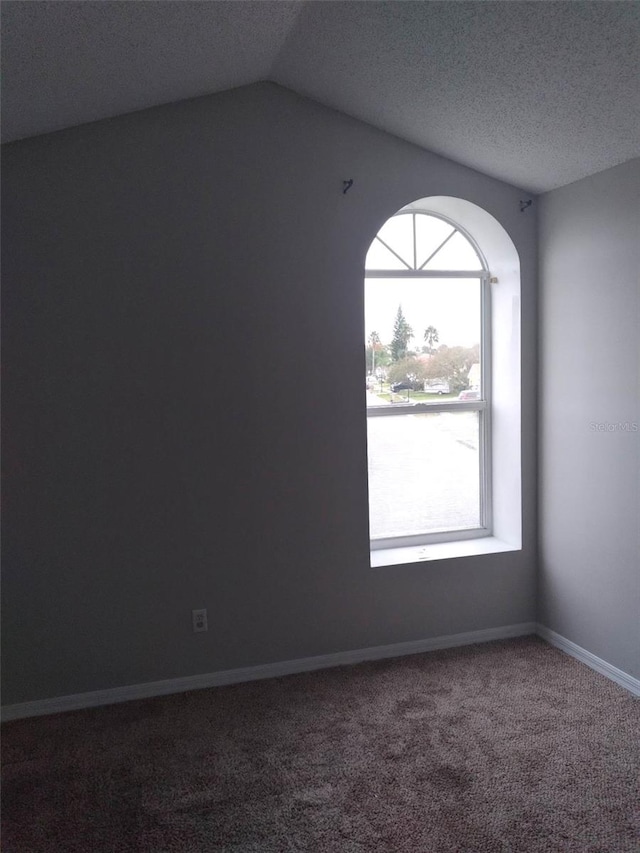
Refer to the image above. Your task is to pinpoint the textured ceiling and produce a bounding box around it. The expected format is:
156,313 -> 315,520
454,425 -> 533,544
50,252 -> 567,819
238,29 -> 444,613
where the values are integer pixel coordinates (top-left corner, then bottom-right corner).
2,1 -> 639,192
0,1 -> 305,141
275,2 -> 640,192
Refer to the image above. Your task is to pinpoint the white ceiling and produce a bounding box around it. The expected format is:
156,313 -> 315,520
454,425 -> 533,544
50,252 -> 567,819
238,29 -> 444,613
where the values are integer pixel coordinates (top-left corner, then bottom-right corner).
2,1 -> 639,193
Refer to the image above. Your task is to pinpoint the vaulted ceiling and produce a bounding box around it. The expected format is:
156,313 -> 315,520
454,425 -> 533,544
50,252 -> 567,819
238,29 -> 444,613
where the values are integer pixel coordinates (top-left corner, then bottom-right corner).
2,1 -> 638,192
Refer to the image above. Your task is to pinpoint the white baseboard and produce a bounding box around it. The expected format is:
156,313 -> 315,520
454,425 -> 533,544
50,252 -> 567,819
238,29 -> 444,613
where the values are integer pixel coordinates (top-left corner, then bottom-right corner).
536,624 -> 640,697
1,622 -> 536,722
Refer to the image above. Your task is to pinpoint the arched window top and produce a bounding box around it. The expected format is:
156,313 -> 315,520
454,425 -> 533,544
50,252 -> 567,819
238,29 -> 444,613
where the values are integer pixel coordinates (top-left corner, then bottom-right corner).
365,211 -> 486,273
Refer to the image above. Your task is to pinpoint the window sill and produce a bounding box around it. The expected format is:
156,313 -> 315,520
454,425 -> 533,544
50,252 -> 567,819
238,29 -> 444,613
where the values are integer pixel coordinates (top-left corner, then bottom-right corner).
370,536 -> 520,568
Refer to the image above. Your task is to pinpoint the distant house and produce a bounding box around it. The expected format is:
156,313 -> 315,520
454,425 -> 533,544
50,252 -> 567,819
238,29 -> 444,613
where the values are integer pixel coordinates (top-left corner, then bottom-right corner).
468,363 -> 480,390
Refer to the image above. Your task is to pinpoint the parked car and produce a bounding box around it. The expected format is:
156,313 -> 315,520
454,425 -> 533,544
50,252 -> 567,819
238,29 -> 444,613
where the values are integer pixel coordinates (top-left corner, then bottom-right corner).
391,380 -> 421,392
458,388 -> 480,401
425,381 -> 450,395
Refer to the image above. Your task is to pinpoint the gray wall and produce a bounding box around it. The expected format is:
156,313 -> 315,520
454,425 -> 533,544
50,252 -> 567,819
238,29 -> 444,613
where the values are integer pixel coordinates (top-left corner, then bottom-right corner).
2,83 -> 537,705
538,159 -> 640,678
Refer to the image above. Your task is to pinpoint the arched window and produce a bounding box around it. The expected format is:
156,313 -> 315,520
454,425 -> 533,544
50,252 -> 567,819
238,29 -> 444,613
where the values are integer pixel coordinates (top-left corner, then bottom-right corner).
365,210 -> 491,549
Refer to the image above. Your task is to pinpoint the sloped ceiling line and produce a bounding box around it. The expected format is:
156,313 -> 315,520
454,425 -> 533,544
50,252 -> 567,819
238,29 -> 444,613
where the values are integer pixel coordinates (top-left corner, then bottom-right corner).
2,0 -> 639,193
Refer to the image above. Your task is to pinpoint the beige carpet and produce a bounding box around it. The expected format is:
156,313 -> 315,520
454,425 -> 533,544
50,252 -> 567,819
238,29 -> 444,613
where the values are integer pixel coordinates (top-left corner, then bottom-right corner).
2,637 -> 639,852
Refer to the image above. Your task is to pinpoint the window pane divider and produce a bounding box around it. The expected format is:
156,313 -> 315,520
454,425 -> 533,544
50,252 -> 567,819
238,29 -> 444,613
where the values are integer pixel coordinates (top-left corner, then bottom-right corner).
417,227 -> 457,270
366,401 -> 486,417
370,527 -> 492,550
365,269 -> 484,278
412,213 -> 417,270
374,236 -> 412,269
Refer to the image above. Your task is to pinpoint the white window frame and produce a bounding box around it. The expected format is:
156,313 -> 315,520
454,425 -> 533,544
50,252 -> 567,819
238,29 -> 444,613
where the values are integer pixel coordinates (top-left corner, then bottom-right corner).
366,210 -> 492,550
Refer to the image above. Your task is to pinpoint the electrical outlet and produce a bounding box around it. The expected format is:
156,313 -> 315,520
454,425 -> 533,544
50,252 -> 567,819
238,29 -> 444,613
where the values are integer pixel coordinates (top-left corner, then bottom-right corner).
192,608 -> 208,633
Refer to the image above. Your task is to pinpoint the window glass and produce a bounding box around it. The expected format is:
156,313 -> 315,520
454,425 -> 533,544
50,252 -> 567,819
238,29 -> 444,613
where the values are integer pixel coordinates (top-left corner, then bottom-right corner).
365,212 -> 488,548
423,230 -> 482,271
365,239 -> 409,270
365,277 -> 481,405
415,215 -> 456,269
368,411 -> 480,539
375,215 -> 414,267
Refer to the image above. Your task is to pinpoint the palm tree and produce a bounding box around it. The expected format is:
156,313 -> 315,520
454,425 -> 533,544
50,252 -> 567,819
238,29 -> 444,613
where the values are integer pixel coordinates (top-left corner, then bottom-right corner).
423,325 -> 439,355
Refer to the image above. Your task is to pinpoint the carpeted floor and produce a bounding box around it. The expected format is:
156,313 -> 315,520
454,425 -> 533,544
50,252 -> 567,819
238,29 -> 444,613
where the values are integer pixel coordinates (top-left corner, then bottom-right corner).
2,636 -> 639,852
